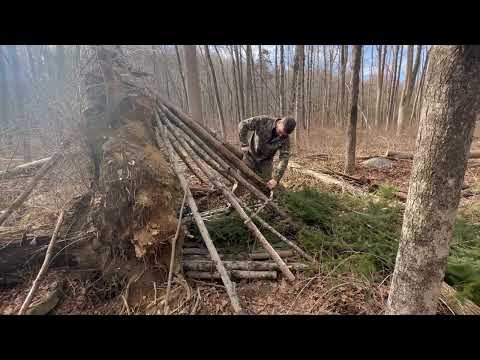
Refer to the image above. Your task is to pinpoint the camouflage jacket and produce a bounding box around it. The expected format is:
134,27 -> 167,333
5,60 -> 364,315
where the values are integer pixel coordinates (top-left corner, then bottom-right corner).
238,115 -> 291,182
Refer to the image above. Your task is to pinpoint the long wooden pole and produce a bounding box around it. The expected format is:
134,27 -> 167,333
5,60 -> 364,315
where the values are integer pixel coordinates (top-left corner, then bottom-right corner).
155,113 -> 243,314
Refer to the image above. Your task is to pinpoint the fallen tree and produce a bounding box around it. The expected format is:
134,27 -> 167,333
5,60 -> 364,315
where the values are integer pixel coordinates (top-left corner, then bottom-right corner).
385,149 -> 480,160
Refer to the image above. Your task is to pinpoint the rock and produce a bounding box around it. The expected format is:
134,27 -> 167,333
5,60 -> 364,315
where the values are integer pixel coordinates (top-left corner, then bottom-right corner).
361,157 -> 394,169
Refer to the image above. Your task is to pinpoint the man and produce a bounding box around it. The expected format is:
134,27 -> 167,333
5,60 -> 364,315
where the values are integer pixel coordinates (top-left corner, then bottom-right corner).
238,115 -> 296,190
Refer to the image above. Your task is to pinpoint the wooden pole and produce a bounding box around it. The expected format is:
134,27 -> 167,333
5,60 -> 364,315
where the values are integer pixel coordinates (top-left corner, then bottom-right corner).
155,113 -> 244,314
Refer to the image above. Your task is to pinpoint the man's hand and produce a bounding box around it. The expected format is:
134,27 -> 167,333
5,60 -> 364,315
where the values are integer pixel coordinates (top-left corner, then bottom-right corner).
266,179 -> 278,190
241,145 -> 249,153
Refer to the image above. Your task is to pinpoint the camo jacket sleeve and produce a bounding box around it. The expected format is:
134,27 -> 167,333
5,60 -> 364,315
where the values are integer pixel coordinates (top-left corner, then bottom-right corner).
273,137 -> 290,182
238,116 -> 262,147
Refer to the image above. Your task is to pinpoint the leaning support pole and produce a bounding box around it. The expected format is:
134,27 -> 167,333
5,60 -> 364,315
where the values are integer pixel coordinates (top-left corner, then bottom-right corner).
155,115 -> 244,314
158,104 -> 299,230
18,209 -> 65,315
162,118 -> 295,282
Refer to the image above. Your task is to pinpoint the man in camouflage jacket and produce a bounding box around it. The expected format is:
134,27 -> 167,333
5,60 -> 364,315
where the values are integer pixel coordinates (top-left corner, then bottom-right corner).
238,115 -> 297,190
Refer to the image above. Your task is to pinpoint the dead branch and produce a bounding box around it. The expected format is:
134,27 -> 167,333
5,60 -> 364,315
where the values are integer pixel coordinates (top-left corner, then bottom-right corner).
18,210 -> 65,315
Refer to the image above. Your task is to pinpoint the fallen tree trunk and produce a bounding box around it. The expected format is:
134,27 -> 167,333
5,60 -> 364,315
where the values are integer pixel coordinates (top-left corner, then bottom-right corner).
183,260 -> 309,272
186,270 -> 277,280
0,157 -> 51,180
289,161 -> 366,195
249,250 -> 295,260
386,150 -> 480,160
440,282 -> 480,315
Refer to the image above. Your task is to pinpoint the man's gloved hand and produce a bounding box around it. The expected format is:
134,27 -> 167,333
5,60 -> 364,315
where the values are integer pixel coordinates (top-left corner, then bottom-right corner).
266,179 -> 278,190
240,145 -> 249,159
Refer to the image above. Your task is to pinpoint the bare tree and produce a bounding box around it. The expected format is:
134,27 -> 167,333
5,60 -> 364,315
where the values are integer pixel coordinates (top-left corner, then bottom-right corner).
280,45 -> 286,115
339,45 -> 348,125
204,46 -> 226,139
0,46 -> 10,135
183,45 -> 204,125
386,45 -> 480,314
397,45 -> 422,135
344,46 -> 362,175
174,45 -> 189,112
293,45 -> 305,149
8,46 -> 31,162
375,45 -> 387,127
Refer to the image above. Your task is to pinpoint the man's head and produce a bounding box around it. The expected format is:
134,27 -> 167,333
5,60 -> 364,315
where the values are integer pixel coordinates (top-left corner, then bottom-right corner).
276,117 -> 296,137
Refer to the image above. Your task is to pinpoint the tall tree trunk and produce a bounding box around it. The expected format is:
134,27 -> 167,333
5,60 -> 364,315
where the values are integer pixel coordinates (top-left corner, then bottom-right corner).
275,45 -> 279,114
26,45 -> 37,83
234,45 -> 245,119
174,45 -> 189,112
397,45 -> 422,135
9,46 -> 31,162
392,45 -> 404,124
230,46 -> 242,124
293,46 -> 305,149
250,46 -> 259,114
386,45 -> 400,131
375,45 -> 387,128
245,45 -> 253,117
183,45 -> 204,125
204,46 -> 226,139
258,45 -> 263,113
344,45 -> 362,175
56,45 -> 65,83
340,45 -> 348,127
386,45 -> 480,315
0,46 -> 10,135
280,45 -> 286,115
289,45 -> 302,115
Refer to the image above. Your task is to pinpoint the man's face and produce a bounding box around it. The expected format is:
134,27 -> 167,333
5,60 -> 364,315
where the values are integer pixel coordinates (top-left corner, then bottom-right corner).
276,120 -> 288,138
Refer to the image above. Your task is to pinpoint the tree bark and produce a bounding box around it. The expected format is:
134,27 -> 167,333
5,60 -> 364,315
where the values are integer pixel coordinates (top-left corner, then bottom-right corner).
344,46 -> 362,175
386,45 -> 480,315
183,46 -> 204,125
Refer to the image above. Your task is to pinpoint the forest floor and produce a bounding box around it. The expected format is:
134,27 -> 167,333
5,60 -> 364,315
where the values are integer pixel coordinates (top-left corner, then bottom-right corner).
1,127 -> 480,315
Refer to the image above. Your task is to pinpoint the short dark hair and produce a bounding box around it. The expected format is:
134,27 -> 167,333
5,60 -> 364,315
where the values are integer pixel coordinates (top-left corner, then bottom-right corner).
282,117 -> 296,134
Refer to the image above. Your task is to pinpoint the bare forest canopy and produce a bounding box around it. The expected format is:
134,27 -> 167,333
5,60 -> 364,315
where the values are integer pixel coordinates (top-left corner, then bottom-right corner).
0,45 -> 434,152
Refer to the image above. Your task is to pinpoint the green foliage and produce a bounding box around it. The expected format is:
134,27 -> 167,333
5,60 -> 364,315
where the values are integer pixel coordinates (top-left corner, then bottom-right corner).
446,217 -> 480,304
374,184 -> 398,201
281,188 -> 402,280
190,186 -> 480,305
